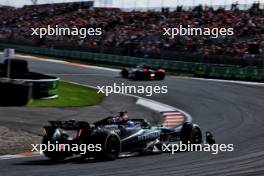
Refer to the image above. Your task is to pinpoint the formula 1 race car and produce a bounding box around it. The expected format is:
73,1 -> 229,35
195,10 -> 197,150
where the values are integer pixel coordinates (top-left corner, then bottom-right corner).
121,65 -> 166,80
42,112 -> 214,161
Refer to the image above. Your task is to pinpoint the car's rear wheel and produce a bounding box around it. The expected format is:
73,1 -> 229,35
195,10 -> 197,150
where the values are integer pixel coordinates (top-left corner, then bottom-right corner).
155,72 -> 165,80
42,137 -> 69,161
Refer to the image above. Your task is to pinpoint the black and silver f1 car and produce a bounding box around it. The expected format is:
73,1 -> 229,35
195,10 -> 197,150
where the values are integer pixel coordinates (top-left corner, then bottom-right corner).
121,65 -> 166,80
42,112 -> 214,161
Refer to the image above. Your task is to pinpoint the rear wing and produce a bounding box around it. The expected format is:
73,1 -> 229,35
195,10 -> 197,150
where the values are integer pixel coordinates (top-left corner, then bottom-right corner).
47,120 -> 90,130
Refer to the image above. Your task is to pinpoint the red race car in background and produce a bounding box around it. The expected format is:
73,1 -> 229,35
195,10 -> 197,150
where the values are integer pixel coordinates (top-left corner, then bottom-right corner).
121,64 -> 166,80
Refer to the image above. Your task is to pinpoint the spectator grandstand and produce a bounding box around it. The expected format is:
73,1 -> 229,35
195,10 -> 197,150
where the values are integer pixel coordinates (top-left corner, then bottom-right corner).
0,2 -> 263,66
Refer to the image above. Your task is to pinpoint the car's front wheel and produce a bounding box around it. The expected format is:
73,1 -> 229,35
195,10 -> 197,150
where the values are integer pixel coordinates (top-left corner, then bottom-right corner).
121,69 -> 129,78
180,122 -> 202,144
92,132 -> 121,160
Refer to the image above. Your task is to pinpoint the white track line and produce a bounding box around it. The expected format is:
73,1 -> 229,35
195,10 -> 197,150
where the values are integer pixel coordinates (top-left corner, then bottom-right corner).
0,152 -> 42,160
0,52 -> 120,72
64,80 -> 193,123
0,155 -> 24,160
136,98 -> 175,112
181,76 -> 264,86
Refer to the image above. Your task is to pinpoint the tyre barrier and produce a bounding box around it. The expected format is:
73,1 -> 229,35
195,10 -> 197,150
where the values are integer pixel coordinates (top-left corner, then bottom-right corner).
13,74 -> 59,99
0,59 -> 59,104
0,79 -> 32,106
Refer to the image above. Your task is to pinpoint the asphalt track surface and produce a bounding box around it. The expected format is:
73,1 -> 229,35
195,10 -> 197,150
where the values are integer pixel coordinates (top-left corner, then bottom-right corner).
1,57 -> 264,176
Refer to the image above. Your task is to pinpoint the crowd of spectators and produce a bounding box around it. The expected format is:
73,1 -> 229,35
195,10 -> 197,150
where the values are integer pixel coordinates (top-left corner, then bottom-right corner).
0,2 -> 263,61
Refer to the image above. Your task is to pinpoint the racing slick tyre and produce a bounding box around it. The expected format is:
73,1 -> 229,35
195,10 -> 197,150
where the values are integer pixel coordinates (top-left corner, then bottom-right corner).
155,72 -> 165,80
180,122 -> 202,144
4,59 -> 29,78
93,131 -> 121,161
0,80 -> 32,106
133,71 -> 142,80
42,137 -> 70,161
0,63 -> 4,70
121,69 -> 129,78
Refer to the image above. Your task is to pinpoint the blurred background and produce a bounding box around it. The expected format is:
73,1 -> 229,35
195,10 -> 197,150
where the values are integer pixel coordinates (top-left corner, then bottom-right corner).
0,0 -> 263,67
1,0 -> 264,9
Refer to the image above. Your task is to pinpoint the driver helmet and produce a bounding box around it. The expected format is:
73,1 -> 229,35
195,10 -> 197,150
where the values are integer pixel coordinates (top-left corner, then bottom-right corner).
127,120 -> 135,128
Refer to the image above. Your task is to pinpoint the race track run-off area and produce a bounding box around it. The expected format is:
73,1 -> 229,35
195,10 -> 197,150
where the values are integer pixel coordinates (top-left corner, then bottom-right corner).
1,54 -> 264,176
